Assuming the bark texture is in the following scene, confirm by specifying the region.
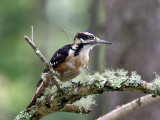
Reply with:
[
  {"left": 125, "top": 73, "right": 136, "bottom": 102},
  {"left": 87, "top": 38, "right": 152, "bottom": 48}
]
[{"left": 104, "top": 0, "right": 160, "bottom": 119}]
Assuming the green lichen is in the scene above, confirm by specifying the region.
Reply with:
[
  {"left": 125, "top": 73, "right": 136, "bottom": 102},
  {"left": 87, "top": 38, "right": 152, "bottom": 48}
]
[
  {"left": 53, "top": 71, "right": 60, "bottom": 76},
  {"left": 73, "top": 95, "right": 96, "bottom": 110},
  {"left": 87, "top": 72, "right": 105, "bottom": 82},
  {"left": 124, "top": 71, "right": 141, "bottom": 87},
  {"left": 37, "top": 79, "right": 74, "bottom": 105},
  {"left": 86, "top": 72, "right": 106, "bottom": 89},
  {"left": 86, "top": 69, "right": 141, "bottom": 89},
  {"left": 103, "top": 69, "right": 128, "bottom": 89},
  {"left": 37, "top": 96, "right": 46, "bottom": 105},
  {"left": 14, "top": 109, "right": 35, "bottom": 120},
  {"left": 152, "top": 73, "right": 160, "bottom": 96},
  {"left": 44, "top": 86, "right": 57, "bottom": 96}
]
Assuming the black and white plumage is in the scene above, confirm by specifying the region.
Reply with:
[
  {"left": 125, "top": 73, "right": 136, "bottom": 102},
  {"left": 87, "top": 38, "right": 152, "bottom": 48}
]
[
  {"left": 50, "top": 44, "right": 73, "bottom": 68},
  {"left": 44, "top": 44, "right": 73, "bottom": 73},
  {"left": 27, "top": 31, "right": 112, "bottom": 108}
]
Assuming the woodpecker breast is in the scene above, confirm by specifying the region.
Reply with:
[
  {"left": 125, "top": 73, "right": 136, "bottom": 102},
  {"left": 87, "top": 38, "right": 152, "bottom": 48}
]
[
  {"left": 47, "top": 43, "right": 92, "bottom": 82},
  {"left": 55, "top": 49, "right": 89, "bottom": 81}
]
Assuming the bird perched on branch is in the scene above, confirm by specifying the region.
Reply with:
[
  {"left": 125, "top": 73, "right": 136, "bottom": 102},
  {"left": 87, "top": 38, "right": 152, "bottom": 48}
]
[{"left": 27, "top": 31, "right": 112, "bottom": 108}]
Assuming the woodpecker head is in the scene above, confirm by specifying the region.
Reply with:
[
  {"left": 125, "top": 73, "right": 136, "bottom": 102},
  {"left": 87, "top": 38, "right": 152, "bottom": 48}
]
[{"left": 74, "top": 31, "right": 112, "bottom": 47}]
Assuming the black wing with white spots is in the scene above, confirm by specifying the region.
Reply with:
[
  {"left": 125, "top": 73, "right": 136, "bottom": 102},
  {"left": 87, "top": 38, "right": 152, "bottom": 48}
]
[{"left": 43, "top": 44, "right": 73, "bottom": 73}]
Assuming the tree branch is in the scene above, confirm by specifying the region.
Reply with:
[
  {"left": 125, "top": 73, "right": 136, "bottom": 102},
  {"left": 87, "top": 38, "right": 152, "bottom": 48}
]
[
  {"left": 24, "top": 36, "right": 48, "bottom": 64},
  {"left": 15, "top": 69, "right": 160, "bottom": 119},
  {"left": 97, "top": 95, "right": 160, "bottom": 120}
]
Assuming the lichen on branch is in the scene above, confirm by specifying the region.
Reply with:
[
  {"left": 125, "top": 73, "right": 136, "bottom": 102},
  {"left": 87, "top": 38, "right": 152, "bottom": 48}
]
[
  {"left": 88, "top": 69, "right": 141, "bottom": 89},
  {"left": 15, "top": 69, "right": 160, "bottom": 120}
]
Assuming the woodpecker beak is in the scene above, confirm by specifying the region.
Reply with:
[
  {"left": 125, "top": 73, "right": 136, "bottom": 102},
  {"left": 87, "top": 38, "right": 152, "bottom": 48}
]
[{"left": 96, "top": 39, "right": 112, "bottom": 44}]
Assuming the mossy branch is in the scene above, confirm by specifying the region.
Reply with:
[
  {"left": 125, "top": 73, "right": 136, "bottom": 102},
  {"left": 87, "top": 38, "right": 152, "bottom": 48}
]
[{"left": 15, "top": 69, "right": 160, "bottom": 119}]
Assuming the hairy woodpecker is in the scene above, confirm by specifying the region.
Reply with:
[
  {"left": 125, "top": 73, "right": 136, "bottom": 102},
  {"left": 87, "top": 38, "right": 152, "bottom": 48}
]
[{"left": 27, "top": 31, "right": 112, "bottom": 108}]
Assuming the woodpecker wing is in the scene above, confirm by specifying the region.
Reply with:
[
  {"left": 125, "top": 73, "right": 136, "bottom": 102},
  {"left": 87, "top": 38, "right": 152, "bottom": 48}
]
[
  {"left": 43, "top": 44, "right": 73, "bottom": 73},
  {"left": 37, "top": 44, "right": 73, "bottom": 87},
  {"left": 35, "top": 44, "right": 74, "bottom": 87}
]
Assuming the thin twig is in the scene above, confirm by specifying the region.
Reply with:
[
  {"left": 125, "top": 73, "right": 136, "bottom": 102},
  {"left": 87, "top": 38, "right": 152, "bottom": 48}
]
[
  {"left": 24, "top": 36, "right": 62, "bottom": 91},
  {"left": 31, "top": 26, "right": 33, "bottom": 41},
  {"left": 97, "top": 95, "right": 160, "bottom": 120},
  {"left": 62, "top": 29, "right": 72, "bottom": 43},
  {"left": 24, "top": 36, "right": 47, "bottom": 63}
]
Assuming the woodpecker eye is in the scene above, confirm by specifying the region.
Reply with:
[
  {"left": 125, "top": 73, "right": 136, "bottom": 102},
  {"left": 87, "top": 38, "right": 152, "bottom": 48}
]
[
  {"left": 76, "top": 33, "right": 88, "bottom": 40},
  {"left": 76, "top": 33, "right": 95, "bottom": 40},
  {"left": 88, "top": 35, "right": 94, "bottom": 40}
]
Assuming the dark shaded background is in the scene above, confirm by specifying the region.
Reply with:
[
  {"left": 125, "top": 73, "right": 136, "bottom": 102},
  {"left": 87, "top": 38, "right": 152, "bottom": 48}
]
[{"left": 0, "top": 0, "right": 160, "bottom": 120}]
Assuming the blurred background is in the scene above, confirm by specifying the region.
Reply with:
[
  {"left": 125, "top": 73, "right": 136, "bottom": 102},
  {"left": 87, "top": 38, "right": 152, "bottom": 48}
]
[{"left": 0, "top": 0, "right": 160, "bottom": 120}]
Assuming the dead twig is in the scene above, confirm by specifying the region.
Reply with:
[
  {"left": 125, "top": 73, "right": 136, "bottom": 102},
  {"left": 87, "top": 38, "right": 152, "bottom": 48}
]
[
  {"left": 24, "top": 27, "right": 62, "bottom": 91},
  {"left": 62, "top": 29, "right": 72, "bottom": 44}
]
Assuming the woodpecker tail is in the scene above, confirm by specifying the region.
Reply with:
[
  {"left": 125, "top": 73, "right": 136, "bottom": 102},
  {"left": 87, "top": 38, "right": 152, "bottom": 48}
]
[{"left": 27, "top": 79, "right": 44, "bottom": 108}]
